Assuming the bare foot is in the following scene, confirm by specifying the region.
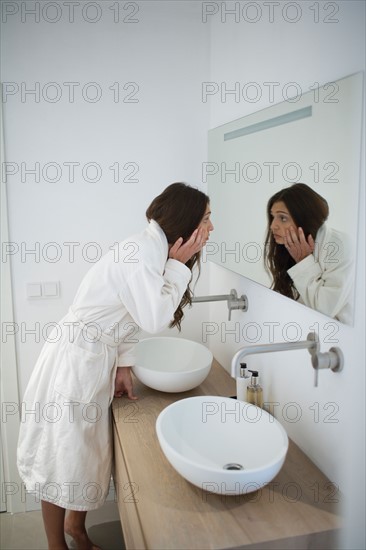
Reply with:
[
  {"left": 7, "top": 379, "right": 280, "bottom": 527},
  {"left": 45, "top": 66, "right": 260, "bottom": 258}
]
[{"left": 64, "top": 522, "right": 102, "bottom": 550}]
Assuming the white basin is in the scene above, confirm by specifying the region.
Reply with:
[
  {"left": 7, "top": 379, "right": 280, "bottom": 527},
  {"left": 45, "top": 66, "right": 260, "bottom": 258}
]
[
  {"left": 156, "top": 395, "right": 289, "bottom": 495},
  {"left": 132, "top": 337, "right": 213, "bottom": 393}
]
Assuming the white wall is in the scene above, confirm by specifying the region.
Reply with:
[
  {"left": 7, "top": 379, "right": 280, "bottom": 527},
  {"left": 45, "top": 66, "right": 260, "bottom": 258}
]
[
  {"left": 205, "top": 2, "right": 365, "bottom": 548},
  {"left": 1, "top": 1, "right": 210, "bottom": 395}
]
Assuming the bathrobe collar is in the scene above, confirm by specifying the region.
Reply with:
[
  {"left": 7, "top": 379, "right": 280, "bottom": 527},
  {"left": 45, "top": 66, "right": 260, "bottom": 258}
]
[
  {"left": 313, "top": 223, "right": 328, "bottom": 262},
  {"left": 146, "top": 219, "right": 169, "bottom": 256}
]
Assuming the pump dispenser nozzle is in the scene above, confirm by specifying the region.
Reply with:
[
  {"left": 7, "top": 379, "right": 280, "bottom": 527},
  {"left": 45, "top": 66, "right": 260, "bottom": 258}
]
[
  {"left": 248, "top": 369, "right": 258, "bottom": 377},
  {"left": 240, "top": 363, "right": 250, "bottom": 378}
]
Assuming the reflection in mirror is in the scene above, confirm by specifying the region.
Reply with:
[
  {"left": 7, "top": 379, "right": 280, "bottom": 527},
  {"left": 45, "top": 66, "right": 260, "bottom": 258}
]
[
  {"left": 264, "top": 183, "right": 353, "bottom": 325},
  {"left": 206, "top": 72, "right": 363, "bottom": 326}
]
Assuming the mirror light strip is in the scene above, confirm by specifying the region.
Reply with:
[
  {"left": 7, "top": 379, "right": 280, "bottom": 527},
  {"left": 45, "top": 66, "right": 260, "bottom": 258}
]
[{"left": 224, "top": 106, "right": 312, "bottom": 141}]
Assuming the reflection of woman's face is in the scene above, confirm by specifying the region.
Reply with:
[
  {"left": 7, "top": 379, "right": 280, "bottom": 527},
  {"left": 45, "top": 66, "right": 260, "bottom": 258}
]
[
  {"left": 197, "top": 204, "right": 214, "bottom": 245},
  {"left": 270, "top": 201, "right": 297, "bottom": 244}
]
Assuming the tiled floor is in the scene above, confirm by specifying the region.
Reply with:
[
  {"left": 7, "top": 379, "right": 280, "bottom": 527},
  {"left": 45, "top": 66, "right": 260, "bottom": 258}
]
[{"left": 0, "top": 501, "right": 125, "bottom": 550}]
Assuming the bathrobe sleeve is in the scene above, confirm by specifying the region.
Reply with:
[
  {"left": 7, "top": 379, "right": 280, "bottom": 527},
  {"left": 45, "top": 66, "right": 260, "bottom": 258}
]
[
  {"left": 287, "top": 226, "right": 353, "bottom": 321},
  {"left": 118, "top": 258, "right": 191, "bottom": 335},
  {"left": 116, "top": 332, "right": 138, "bottom": 367}
]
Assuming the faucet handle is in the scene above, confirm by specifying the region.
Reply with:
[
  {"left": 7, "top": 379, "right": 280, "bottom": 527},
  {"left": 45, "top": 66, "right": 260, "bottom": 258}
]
[
  {"left": 311, "top": 347, "right": 344, "bottom": 387},
  {"left": 227, "top": 289, "right": 248, "bottom": 320}
]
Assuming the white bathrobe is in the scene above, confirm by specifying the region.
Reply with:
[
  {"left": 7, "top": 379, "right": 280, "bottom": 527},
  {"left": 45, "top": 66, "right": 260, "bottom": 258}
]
[
  {"left": 17, "top": 220, "right": 191, "bottom": 511},
  {"left": 287, "top": 224, "right": 353, "bottom": 324}
]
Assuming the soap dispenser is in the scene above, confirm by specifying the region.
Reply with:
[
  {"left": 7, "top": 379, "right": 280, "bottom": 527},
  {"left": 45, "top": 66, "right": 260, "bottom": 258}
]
[
  {"left": 236, "top": 362, "right": 251, "bottom": 401},
  {"left": 246, "top": 370, "right": 263, "bottom": 408}
]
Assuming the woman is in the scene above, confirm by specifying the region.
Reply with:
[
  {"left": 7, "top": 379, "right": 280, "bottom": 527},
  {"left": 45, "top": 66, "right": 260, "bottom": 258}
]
[
  {"left": 264, "top": 183, "right": 353, "bottom": 324},
  {"left": 17, "top": 182, "right": 214, "bottom": 549}
]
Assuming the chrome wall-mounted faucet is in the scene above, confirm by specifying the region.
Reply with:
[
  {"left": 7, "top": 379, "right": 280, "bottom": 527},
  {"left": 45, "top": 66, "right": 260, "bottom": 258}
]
[
  {"left": 192, "top": 289, "right": 248, "bottom": 320},
  {"left": 231, "top": 332, "right": 343, "bottom": 388}
]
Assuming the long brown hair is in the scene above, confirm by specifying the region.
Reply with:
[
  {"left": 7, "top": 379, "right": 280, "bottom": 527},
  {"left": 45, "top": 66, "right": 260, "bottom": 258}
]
[
  {"left": 146, "top": 182, "right": 209, "bottom": 330},
  {"left": 264, "top": 183, "right": 329, "bottom": 299}
]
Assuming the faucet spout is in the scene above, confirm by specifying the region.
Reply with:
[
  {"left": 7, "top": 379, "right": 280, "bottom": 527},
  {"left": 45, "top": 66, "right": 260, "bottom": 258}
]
[
  {"left": 231, "top": 333, "right": 318, "bottom": 378},
  {"left": 192, "top": 289, "right": 248, "bottom": 321}
]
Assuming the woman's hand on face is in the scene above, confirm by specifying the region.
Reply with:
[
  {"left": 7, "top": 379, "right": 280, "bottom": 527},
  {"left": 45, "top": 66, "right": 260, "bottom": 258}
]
[
  {"left": 114, "top": 367, "right": 138, "bottom": 400},
  {"left": 284, "top": 226, "right": 315, "bottom": 263},
  {"left": 169, "top": 228, "right": 205, "bottom": 264}
]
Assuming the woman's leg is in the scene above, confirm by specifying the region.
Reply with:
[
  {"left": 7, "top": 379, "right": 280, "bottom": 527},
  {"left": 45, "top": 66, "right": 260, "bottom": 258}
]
[
  {"left": 41, "top": 500, "right": 68, "bottom": 550},
  {"left": 64, "top": 510, "right": 101, "bottom": 550}
]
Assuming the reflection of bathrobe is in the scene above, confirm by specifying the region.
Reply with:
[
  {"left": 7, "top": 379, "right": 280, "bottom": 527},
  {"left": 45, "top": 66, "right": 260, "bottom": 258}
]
[
  {"left": 17, "top": 220, "right": 191, "bottom": 511},
  {"left": 287, "top": 224, "right": 353, "bottom": 324}
]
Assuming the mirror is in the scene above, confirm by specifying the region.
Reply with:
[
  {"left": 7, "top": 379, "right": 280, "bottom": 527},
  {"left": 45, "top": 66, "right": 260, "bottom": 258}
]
[{"left": 205, "top": 72, "right": 363, "bottom": 326}]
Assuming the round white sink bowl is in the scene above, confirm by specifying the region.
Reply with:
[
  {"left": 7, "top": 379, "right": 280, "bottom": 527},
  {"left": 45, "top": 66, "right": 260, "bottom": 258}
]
[
  {"left": 156, "top": 395, "right": 289, "bottom": 495},
  {"left": 132, "top": 337, "right": 213, "bottom": 393}
]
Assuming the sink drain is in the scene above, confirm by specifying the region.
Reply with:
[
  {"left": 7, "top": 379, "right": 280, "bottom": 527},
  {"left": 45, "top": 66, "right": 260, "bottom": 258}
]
[{"left": 223, "top": 463, "right": 244, "bottom": 470}]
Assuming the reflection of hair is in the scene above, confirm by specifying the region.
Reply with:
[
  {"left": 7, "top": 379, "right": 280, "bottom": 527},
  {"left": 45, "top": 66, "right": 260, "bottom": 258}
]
[
  {"left": 264, "top": 183, "right": 329, "bottom": 300},
  {"left": 146, "top": 182, "right": 209, "bottom": 330}
]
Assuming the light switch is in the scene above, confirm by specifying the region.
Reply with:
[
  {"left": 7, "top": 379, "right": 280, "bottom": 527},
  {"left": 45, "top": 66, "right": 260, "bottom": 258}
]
[
  {"left": 27, "top": 281, "right": 60, "bottom": 299},
  {"left": 42, "top": 282, "right": 59, "bottom": 297},
  {"left": 27, "top": 283, "right": 42, "bottom": 298}
]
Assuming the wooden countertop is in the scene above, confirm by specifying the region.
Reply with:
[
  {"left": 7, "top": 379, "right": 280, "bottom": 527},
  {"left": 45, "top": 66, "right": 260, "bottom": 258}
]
[{"left": 112, "top": 359, "right": 342, "bottom": 550}]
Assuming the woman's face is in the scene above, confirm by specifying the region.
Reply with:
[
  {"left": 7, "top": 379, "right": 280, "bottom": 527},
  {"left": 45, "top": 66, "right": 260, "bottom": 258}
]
[
  {"left": 198, "top": 204, "right": 214, "bottom": 244},
  {"left": 270, "top": 201, "right": 297, "bottom": 244}
]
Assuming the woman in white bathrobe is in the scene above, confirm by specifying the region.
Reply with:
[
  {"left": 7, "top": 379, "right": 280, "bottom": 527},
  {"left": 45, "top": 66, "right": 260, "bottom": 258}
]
[
  {"left": 17, "top": 182, "right": 214, "bottom": 550},
  {"left": 264, "top": 183, "right": 353, "bottom": 324}
]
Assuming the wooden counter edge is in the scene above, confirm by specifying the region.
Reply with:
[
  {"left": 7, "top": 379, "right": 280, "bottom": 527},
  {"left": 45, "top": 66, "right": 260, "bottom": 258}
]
[{"left": 113, "top": 418, "right": 147, "bottom": 550}]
